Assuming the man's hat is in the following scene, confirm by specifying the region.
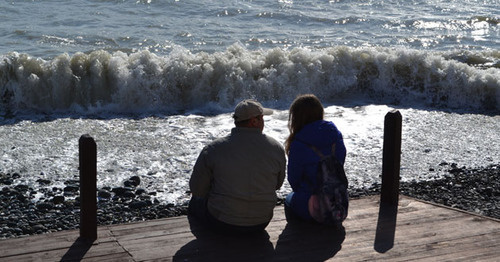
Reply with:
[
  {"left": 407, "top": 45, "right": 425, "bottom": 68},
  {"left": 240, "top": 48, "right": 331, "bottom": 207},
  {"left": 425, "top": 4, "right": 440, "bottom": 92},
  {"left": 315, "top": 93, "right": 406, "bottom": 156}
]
[{"left": 233, "top": 99, "right": 273, "bottom": 122}]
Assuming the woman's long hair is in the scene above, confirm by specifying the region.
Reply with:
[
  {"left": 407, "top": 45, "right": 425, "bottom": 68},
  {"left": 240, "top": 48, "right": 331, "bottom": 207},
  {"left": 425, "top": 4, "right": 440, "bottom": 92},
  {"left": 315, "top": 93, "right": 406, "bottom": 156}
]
[{"left": 285, "top": 94, "right": 324, "bottom": 155}]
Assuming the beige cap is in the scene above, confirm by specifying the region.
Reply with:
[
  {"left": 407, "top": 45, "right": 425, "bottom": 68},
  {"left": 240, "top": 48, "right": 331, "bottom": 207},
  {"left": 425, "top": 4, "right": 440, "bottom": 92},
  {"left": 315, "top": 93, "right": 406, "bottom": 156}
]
[{"left": 233, "top": 99, "right": 273, "bottom": 122}]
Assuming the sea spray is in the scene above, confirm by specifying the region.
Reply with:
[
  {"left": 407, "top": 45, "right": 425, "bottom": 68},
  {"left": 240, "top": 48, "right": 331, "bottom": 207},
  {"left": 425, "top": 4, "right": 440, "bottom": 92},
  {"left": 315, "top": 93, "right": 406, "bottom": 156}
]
[{"left": 2, "top": 45, "right": 499, "bottom": 116}]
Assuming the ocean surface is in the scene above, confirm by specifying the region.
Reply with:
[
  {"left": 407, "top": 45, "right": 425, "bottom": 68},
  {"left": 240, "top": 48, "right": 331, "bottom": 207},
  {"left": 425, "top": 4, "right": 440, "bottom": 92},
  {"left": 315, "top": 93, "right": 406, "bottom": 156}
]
[{"left": 0, "top": 0, "right": 498, "bottom": 204}]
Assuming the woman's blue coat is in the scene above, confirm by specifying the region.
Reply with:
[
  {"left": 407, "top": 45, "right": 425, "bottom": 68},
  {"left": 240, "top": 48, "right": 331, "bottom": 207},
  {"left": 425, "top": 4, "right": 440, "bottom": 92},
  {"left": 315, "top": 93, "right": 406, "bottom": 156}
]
[{"left": 287, "top": 120, "right": 346, "bottom": 220}]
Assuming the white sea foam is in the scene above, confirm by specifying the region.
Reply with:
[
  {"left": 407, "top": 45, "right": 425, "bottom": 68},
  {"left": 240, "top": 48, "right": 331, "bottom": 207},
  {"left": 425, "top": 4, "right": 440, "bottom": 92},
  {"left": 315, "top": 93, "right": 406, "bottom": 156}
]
[
  {"left": 1, "top": 46, "right": 498, "bottom": 116},
  {"left": 0, "top": 105, "right": 498, "bottom": 205}
]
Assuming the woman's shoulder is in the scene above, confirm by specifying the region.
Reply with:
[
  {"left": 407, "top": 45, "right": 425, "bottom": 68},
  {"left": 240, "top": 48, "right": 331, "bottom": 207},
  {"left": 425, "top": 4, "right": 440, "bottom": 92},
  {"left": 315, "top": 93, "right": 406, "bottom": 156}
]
[
  {"left": 294, "top": 120, "right": 342, "bottom": 147},
  {"left": 300, "top": 120, "right": 339, "bottom": 136}
]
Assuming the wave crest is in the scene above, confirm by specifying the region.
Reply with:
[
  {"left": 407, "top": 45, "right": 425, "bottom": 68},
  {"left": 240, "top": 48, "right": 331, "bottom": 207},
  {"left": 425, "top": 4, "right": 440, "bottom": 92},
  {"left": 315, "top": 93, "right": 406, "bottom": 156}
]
[{"left": 1, "top": 45, "right": 499, "bottom": 116}]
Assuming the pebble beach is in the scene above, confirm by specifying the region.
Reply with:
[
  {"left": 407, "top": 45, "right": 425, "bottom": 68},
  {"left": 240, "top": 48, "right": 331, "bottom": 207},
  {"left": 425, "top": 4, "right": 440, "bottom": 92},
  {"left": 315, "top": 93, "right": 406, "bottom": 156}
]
[{"left": 1, "top": 162, "right": 498, "bottom": 239}]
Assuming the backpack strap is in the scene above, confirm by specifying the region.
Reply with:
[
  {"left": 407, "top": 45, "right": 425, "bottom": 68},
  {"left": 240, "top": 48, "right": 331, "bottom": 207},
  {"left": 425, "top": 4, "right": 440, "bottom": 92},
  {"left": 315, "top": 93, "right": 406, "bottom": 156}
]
[
  {"left": 294, "top": 138, "right": 336, "bottom": 192},
  {"left": 307, "top": 144, "right": 325, "bottom": 158}
]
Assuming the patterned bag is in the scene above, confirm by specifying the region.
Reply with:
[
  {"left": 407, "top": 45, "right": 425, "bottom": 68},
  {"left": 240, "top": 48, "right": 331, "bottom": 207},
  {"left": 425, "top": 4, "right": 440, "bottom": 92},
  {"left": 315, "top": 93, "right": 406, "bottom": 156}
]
[{"left": 305, "top": 143, "right": 349, "bottom": 226}]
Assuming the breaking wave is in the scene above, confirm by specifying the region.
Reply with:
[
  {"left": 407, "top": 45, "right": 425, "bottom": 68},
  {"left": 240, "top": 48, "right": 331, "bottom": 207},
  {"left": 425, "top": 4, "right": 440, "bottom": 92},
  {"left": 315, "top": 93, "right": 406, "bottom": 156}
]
[{"left": 1, "top": 44, "right": 499, "bottom": 116}]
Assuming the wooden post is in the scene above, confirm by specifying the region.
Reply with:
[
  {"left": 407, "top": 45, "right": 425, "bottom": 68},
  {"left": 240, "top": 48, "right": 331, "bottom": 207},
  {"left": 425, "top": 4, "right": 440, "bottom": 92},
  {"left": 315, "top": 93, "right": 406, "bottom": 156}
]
[
  {"left": 79, "top": 134, "right": 97, "bottom": 240},
  {"left": 380, "top": 110, "right": 402, "bottom": 206}
]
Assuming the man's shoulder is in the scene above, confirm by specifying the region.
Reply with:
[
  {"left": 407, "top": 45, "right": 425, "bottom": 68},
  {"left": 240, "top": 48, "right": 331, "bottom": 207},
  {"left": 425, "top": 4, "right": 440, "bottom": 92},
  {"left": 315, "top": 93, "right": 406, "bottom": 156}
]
[
  {"left": 205, "top": 135, "right": 231, "bottom": 148},
  {"left": 261, "top": 134, "right": 285, "bottom": 153},
  {"left": 222, "top": 128, "right": 284, "bottom": 150},
  {"left": 262, "top": 133, "right": 281, "bottom": 144}
]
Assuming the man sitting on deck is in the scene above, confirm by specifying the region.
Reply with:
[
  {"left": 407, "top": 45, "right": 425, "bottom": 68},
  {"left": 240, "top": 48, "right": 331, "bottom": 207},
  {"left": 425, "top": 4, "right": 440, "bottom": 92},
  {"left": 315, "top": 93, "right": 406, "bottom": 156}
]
[{"left": 189, "top": 99, "right": 286, "bottom": 234}]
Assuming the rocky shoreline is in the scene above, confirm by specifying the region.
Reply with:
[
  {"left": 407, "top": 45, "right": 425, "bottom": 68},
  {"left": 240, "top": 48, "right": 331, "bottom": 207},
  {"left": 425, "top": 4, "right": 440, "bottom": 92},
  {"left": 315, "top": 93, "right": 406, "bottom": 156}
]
[
  {"left": 356, "top": 163, "right": 499, "bottom": 219},
  {"left": 1, "top": 163, "right": 498, "bottom": 239}
]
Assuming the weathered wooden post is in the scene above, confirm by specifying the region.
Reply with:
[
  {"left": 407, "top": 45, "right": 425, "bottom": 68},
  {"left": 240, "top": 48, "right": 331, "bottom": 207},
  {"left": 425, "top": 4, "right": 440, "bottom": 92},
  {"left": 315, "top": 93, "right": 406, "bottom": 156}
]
[
  {"left": 380, "top": 110, "right": 402, "bottom": 206},
  {"left": 79, "top": 134, "right": 97, "bottom": 240}
]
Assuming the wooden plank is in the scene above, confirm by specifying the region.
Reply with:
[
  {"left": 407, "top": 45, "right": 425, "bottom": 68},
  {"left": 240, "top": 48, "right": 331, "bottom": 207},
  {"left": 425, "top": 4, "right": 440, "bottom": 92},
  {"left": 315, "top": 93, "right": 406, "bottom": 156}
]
[
  {"left": 3, "top": 241, "right": 132, "bottom": 262},
  {"left": 337, "top": 226, "right": 500, "bottom": 259},
  {"left": 122, "top": 196, "right": 499, "bottom": 261},
  {"left": 329, "top": 197, "right": 500, "bottom": 261},
  {"left": 110, "top": 211, "right": 288, "bottom": 246},
  {"left": 110, "top": 216, "right": 188, "bottom": 232},
  {"left": 104, "top": 196, "right": 499, "bottom": 262},
  {"left": 0, "top": 195, "right": 498, "bottom": 262},
  {"left": 109, "top": 219, "right": 192, "bottom": 241},
  {"left": 340, "top": 232, "right": 500, "bottom": 262},
  {"left": 343, "top": 212, "right": 498, "bottom": 244},
  {"left": 389, "top": 234, "right": 500, "bottom": 261},
  {"left": 126, "top": 220, "right": 344, "bottom": 262},
  {"left": 0, "top": 228, "right": 115, "bottom": 258}
]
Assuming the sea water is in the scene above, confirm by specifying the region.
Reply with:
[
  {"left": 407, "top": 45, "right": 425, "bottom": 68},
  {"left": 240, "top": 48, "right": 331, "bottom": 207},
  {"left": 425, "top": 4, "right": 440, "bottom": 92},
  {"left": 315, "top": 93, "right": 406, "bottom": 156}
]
[{"left": 0, "top": 0, "right": 498, "bottom": 205}]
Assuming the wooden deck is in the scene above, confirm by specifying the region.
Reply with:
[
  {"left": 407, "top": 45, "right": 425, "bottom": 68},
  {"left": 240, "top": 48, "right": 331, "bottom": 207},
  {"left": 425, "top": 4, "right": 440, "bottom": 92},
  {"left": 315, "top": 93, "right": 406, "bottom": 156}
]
[{"left": 1, "top": 195, "right": 499, "bottom": 262}]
